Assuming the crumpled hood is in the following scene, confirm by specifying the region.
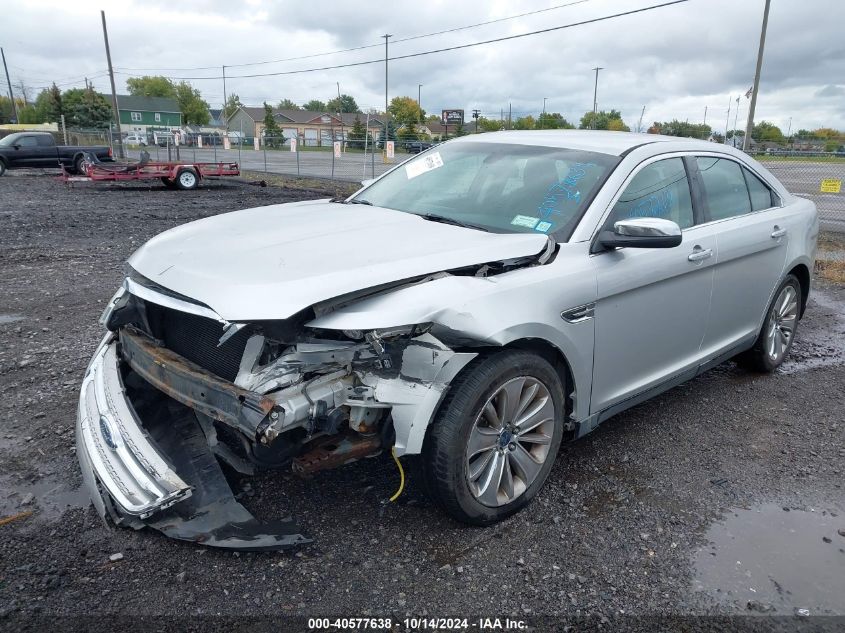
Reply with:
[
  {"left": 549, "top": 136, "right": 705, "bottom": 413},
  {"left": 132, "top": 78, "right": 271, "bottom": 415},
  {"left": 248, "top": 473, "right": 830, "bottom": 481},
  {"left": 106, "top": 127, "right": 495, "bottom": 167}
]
[{"left": 128, "top": 200, "right": 550, "bottom": 321}]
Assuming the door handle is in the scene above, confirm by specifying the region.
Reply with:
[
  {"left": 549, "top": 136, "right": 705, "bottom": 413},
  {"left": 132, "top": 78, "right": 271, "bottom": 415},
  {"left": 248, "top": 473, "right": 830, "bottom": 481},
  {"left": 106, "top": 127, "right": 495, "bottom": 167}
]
[
  {"left": 688, "top": 247, "right": 713, "bottom": 262},
  {"left": 771, "top": 226, "right": 787, "bottom": 239}
]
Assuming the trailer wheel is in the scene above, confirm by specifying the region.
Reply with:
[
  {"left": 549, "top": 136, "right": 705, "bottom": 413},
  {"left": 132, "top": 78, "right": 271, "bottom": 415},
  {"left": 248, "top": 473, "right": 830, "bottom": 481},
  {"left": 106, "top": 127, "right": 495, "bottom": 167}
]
[{"left": 176, "top": 169, "right": 198, "bottom": 190}]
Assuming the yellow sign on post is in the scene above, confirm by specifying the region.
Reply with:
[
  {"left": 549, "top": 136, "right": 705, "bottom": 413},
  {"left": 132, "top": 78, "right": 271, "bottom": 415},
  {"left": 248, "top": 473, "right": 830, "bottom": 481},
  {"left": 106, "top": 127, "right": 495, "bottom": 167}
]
[{"left": 820, "top": 179, "right": 842, "bottom": 193}]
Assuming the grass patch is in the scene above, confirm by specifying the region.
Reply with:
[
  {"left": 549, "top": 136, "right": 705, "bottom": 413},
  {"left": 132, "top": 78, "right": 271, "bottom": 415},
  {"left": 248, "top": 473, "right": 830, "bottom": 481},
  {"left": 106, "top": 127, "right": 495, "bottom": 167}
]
[{"left": 815, "top": 259, "right": 845, "bottom": 284}]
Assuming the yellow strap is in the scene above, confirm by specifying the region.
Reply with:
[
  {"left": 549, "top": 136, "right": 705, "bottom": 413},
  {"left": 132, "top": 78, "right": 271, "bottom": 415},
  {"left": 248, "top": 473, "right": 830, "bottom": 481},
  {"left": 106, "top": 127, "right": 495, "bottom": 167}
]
[{"left": 389, "top": 446, "right": 405, "bottom": 502}]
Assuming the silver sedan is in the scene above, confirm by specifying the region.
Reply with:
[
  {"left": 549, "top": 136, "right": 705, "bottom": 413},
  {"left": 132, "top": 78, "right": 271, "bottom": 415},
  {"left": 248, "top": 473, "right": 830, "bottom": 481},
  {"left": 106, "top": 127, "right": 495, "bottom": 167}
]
[{"left": 77, "top": 131, "right": 818, "bottom": 547}]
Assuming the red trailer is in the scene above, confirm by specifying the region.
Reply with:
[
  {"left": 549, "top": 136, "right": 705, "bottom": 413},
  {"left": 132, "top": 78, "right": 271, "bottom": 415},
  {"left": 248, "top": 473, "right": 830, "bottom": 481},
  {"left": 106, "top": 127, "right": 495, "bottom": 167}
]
[{"left": 59, "top": 156, "right": 239, "bottom": 190}]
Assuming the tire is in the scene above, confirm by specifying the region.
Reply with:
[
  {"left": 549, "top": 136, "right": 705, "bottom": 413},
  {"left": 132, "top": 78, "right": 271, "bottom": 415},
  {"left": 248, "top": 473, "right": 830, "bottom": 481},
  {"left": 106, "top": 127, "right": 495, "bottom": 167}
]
[
  {"left": 175, "top": 169, "right": 198, "bottom": 190},
  {"left": 0, "top": 160, "right": 6, "bottom": 177},
  {"left": 422, "top": 349, "right": 565, "bottom": 526},
  {"left": 737, "top": 274, "right": 801, "bottom": 373},
  {"left": 73, "top": 155, "right": 86, "bottom": 176}
]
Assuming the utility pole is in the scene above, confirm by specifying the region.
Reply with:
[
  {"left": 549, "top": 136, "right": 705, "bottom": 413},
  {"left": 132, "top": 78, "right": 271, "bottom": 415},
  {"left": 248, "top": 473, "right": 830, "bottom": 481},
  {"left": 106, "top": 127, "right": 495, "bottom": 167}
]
[
  {"left": 724, "top": 95, "right": 731, "bottom": 144},
  {"left": 734, "top": 96, "right": 740, "bottom": 140},
  {"left": 382, "top": 34, "right": 392, "bottom": 115},
  {"left": 508, "top": 102, "right": 512, "bottom": 130},
  {"left": 2, "top": 48, "right": 19, "bottom": 123},
  {"left": 472, "top": 108, "right": 480, "bottom": 133},
  {"left": 591, "top": 67, "right": 604, "bottom": 129},
  {"left": 418, "top": 84, "right": 422, "bottom": 123},
  {"left": 703, "top": 105, "right": 708, "bottom": 127},
  {"left": 222, "top": 65, "right": 228, "bottom": 131},
  {"left": 637, "top": 105, "right": 645, "bottom": 133},
  {"left": 541, "top": 97, "right": 547, "bottom": 128},
  {"left": 743, "top": 0, "right": 771, "bottom": 151},
  {"left": 100, "top": 11, "right": 124, "bottom": 158}
]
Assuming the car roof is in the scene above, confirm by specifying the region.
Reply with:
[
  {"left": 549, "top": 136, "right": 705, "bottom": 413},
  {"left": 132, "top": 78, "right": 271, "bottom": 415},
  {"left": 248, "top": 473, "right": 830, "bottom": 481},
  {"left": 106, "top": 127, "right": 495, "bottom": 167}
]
[{"left": 448, "top": 130, "right": 725, "bottom": 157}]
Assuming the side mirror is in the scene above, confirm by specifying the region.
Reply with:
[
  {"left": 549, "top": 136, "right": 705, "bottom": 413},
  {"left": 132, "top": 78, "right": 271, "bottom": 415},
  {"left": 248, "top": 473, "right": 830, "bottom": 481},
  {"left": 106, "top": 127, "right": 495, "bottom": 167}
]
[
  {"left": 12, "top": 144, "right": 20, "bottom": 150},
  {"left": 360, "top": 178, "right": 375, "bottom": 188},
  {"left": 598, "top": 217, "right": 682, "bottom": 249}
]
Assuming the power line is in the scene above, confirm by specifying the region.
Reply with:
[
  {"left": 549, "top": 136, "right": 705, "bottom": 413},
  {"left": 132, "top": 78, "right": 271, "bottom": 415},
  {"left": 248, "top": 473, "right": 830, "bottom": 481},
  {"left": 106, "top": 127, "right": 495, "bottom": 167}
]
[
  {"left": 117, "top": 1, "right": 690, "bottom": 81},
  {"left": 111, "top": 0, "right": 596, "bottom": 73}
]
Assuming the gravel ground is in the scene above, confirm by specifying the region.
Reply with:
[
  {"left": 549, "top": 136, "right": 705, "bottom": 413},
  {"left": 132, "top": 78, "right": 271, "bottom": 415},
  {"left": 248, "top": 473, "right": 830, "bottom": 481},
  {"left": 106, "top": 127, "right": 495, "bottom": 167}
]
[{"left": 0, "top": 171, "right": 843, "bottom": 629}]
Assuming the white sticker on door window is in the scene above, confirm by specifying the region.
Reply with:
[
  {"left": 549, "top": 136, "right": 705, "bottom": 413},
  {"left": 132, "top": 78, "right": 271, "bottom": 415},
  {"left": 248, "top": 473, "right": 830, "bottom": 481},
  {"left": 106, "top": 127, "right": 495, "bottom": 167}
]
[{"left": 405, "top": 151, "right": 444, "bottom": 180}]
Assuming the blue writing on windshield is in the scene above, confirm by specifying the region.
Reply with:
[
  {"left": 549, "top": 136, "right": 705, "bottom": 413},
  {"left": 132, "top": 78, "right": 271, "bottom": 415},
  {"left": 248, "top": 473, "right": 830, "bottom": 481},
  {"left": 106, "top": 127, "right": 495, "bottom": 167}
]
[{"left": 537, "top": 162, "right": 596, "bottom": 220}]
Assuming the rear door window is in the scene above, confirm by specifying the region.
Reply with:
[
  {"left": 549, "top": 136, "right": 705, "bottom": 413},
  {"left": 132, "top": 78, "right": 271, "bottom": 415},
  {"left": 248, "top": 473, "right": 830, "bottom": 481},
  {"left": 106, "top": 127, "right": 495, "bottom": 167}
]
[
  {"left": 35, "top": 134, "right": 54, "bottom": 147},
  {"left": 743, "top": 167, "right": 777, "bottom": 211},
  {"left": 696, "top": 157, "right": 751, "bottom": 220},
  {"left": 608, "top": 157, "right": 694, "bottom": 229}
]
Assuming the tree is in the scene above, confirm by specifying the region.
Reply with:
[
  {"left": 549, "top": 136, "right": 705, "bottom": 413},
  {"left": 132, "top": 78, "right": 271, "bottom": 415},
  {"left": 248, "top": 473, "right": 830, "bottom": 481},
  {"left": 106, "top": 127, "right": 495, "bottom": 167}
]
[
  {"left": 387, "top": 96, "right": 424, "bottom": 126},
  {"left": 126, "top": 75, "right": 176, "bottom": 98},
  {"left": 726, "top": 129, "right": 745, "bottom": 138},
  {"left": 62, "top": 87, "right": 112, "bottom": 127},
  {"left": 536, "top": 112, "right": 575, "bottom": 130},
  {"left": 398, "top": 123, "right": 419, "bottom": 143},
  {"left": 476, "top": 116, "right": 504, "bottom": 132},
  {"left": 347, "top": 115, "right": 367, "bottom": 149},
  {"left": 34, "top": 84, "right": 63, "bottom": 123},
  {"left": 262, "top": 101, "right": 284, "bottom": 147},
  {"left": 326, "top": 94, "right": 358, "bottom": 114},
  {"left": 302, "top": 99, "right": 326, "bottom": 111},
  {"left": 223, "top": 94, "right": 243, "bottom": 119},
  {"left": 579, "top": 109, "right": 626, "bottom": 130},
  {"left": 173, "top": 81, "right": 210, "bottom": 125},
  {"left": 811, "top": 127, "right": 840, "bottom": 139},
  {"left": 752, "top": 120, "right": 784, "bottom": 143},
  {"left": 650, "top": 119, "right": 710, "bottom": 139},
  {"left": 377, "top": 119, "right": 398, "bottom": 148},
  {"left": 277, "top": 98, "right": 300, "bottom": 110},
  {"left": 513, "top": 115, "right": 536, "bottom": 130}
]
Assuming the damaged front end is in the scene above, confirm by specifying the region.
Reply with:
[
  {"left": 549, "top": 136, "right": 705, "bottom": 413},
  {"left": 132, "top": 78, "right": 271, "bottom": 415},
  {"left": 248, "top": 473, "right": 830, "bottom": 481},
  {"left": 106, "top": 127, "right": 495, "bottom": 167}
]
[{"left": 76, "top": 278, "right": 477, "bottom": 550}]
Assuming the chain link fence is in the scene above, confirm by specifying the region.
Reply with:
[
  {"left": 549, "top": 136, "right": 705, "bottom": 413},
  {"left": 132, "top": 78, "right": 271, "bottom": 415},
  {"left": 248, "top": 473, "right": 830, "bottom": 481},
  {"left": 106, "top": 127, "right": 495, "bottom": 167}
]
[
  {"left": 5, "top": 124, "right": 840, "bottom": 231},
  {"left": 125, "top": 131, "right": 431, "bottom": 183}
]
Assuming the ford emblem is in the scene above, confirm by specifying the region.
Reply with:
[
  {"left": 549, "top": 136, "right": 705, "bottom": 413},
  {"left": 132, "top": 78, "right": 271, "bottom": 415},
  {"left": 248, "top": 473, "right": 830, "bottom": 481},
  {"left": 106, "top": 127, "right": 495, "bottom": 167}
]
[{"left": 99, "top": 415, "right": 119, "bottom": 450}]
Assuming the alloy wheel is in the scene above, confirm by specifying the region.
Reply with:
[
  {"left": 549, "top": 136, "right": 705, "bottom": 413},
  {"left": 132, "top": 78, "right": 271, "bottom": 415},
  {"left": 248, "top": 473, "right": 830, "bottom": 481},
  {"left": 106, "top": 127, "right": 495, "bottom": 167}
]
[
  {"left": 766, "top": 284, "right": 799, "bottom": 363},
  {"left": 465, "top": 376, "right": 555, "bottom": 507}
]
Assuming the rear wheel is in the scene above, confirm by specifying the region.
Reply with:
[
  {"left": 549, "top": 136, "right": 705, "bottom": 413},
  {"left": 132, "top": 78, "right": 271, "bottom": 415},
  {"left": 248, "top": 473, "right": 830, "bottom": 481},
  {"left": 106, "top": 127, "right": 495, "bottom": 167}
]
[
  {"left": 0, "top": 160, "right": 6, "bottom": 177},
  {"left": 737, "top": 274, "right": 801, "bottom": 372},
  {"left": 422, "top": 350, "right": 565, "bottom": 526},
  {"left": 73, "top": 155, "right": 86, "bottom": 175},
  {"left": 175, "top": 169, "right": 198, "bottom": 190}
]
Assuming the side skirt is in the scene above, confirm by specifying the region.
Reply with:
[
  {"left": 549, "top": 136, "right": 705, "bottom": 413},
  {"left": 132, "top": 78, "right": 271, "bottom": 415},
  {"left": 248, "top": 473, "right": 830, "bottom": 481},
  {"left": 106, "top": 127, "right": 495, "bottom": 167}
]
[{"left": 573, "top": 334, "right": 756, "bottom": 439}]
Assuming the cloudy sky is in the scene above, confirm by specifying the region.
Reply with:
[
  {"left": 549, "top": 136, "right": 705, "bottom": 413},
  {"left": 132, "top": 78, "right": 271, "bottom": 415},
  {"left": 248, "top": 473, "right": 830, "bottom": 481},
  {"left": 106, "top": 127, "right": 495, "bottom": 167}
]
[{"left": 3, "top": 0, "right": 844, "bottom": 133}]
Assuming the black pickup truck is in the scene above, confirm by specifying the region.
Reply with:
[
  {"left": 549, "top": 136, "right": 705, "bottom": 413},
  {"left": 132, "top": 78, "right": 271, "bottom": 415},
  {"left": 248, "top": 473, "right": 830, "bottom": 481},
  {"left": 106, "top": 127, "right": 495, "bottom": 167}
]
[{"left": 0, "top": 131, "right": 114, "bottom": 176}]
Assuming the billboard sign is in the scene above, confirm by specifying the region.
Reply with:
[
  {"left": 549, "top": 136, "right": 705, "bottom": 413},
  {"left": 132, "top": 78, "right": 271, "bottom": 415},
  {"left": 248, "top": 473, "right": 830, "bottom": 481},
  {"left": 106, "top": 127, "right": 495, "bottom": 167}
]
[{"left": 442, "top": 109, "right": 464, "bottom": 125}]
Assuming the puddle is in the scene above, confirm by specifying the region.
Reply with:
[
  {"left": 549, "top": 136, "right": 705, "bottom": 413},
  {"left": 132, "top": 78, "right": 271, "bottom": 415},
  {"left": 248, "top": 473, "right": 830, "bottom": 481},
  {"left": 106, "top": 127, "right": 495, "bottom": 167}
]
[
  {"left": 780, "top": 289, "right": 845, "bottom": 374},
  {"left": 0, "top": 313, "right": 25, "bottom": 325},
  {"left": 694, "top": 503, "right": 845, "bottom": 614},
  {"left": 0, "top": 475, "right": 90, "bottom": 521}
]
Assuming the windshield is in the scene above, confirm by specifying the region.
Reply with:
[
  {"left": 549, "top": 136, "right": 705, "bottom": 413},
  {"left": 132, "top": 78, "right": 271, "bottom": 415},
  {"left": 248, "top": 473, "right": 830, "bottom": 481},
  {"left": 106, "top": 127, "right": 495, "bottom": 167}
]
[{"left": 353, "top": 141, "right": 617, "bottom": 238}]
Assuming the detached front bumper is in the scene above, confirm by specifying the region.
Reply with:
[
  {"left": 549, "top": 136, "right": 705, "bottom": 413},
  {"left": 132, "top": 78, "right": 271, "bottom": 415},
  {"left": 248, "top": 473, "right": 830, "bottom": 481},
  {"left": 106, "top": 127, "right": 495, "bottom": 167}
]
[
  {"left": 76, "top": 336, "right": 191, "bottom": 520},
  {"left": 75, "top": 335, "right": 309, "bottom": 550}
]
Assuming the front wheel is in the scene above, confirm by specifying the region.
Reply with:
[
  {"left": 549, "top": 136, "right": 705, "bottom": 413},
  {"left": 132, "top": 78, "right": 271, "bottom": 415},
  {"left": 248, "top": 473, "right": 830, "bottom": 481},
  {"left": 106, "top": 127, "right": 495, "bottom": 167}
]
[
  {"left": 422, "top": 350, "right": 565, "bottom": 526},
  {"left": 737, "top": 274, "right": 801, "bottom": 372},
  {"left": 0, "top": 160, "right": 6, "bottom": 177}
]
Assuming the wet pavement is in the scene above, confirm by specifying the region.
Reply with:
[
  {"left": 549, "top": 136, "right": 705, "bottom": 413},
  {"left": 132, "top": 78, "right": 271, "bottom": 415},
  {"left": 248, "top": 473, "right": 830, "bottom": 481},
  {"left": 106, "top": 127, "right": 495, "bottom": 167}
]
[{"left": 694, "top": 503, "right": 845, "bottom": 615}]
